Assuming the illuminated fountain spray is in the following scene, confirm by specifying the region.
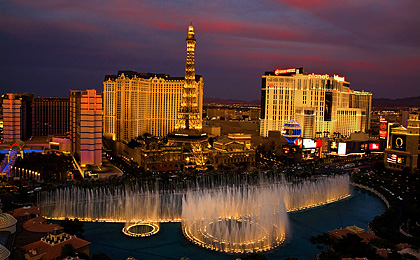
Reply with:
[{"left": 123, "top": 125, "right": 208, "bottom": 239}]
[
  {"left": 181, "top": 175, "right": 350, "bottom": 253},
  {"left": 281, "top": 175, "right": 350, "bottom": 212},
  {"left": 182, "top": 185, "right": 288, "bottom": 253},
  {"left": 40, "top": 187, "right": 183, "bottom": 222},
  {"left": 39, "top": 175, "right": 350, "bottom": 253}
]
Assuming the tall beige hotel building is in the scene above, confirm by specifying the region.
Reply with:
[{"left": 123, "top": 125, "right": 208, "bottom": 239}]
[
  {"left": 260, "top": 68, "right": 372, "bottom": 139},
  {"left": 103, "top": 22, "right": 203, "bottom": 141}
]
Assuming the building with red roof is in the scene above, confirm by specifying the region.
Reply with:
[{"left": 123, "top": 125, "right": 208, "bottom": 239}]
[
  {"left": 23, "top": 217, "right": 63, "bottom": 233},
  {"left": 329, "top": 225, "right": 378, "bottom": 243},
  {"left": 10, "top": 206, "right": 40, "bottom": 219},
  {"left": 21, "top": 229, "right": 90, "bottom": 260}
]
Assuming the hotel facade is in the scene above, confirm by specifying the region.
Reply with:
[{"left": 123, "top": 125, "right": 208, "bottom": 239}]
[
  {"left": 260, "top": 68, "right": 372, "bottom": 139},
  {"left": 103, "top": 23, "right": 203, "bottom": 141},
  {"left": 103, "top": 72, "right": 203, "bottom": 141},
  {"left": 2, "top": 93, "right": 33, "bottom": 142},
  {"left": 384, "top": 113, "right": 420, "bottom": 173},
  {"left": 70, "top": 89, "right": 103, "bottom": 166}
]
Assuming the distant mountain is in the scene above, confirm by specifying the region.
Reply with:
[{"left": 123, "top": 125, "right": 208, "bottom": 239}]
[
  {"left": 204, "top": 97, "right": 260, "bottom": 106},
  {"left": 373, "top": 96, "right": 420, "bottom": 108},
  {"left": 204, "top": 96, "right": 420, "bottom": 108}
]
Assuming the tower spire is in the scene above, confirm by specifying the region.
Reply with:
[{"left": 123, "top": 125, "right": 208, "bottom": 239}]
[{"left": 177, "top": 21, "right": 200, "bottom": 130}]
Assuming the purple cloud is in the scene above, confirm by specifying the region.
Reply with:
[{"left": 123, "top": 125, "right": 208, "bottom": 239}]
[{"left": 0, "top": 0, "right": 419, "bottom": 100}]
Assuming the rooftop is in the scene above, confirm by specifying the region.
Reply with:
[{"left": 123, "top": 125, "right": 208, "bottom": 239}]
[
  {"left": 329, "top": 226, "right": 378, "bottom": 243},
  {"left": 23, "top": 217, "right": 63, "bottom": 233},
  {"left": 104, "top": 70, "right": 202, "bottom": 82},
  {"left": 0, "top": 213, "right": 17, "bottom": 228},
  {"left": 21, "top": 232, "right": 90, "bottom": 260},
  {"left": 10, "top": 206, "right": 41, "bottom": 218}
]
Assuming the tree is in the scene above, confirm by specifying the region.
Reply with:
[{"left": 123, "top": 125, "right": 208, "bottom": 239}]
[
  {"left": 369, "top": 238, "right": 395, "bottom": 250},
  {"left": 333, "top": 233, "right": 377, "bottom": 259},
  {"left": 309, "top": 233, "right": 331, "bottom": 253},
  {"left": 127, "top": 139, "right": 139, "bottom": 148},
  {"left": 61, "top": 243, "right": 76, "bottom": 257},
  {"left": 60, "top": 218, "right": 85, "bottom": 238},
  {"left": 92, "top": 252, "right": 112, "bottom": 260}
]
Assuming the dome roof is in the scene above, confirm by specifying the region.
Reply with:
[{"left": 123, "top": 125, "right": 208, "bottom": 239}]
[
  {"left": 0, "top": 244, "right": 11, "bottom": 260},
  {"left": 0, "top": 213, "right": 17, "bottom": 228}
]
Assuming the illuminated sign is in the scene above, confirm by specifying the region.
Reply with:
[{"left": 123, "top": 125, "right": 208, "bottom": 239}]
[
  {"left": 274, "top": 68, "right": 296, "bottom": 75},
  {"left": 308, "top": 73, "right": 329, "bottom": 80},
  {"left": 387, "top": 154, "right": 406, "bottom": 165},
  {"left": 391, "top": 135, "right": 406, "bottom": 151},
  {"left": 380, "top": 122, "right": 387, "bottom": 131},
  {"left": 303, "top": 139, "right": 316, "bottom": 149},
  {"left": 338, "top": 143, "right": 347, "bottom": 155},
  {"left": 397, "top": 156, "right": 406, "bottom": 164},
  {"left": 333, "top": 75, "right": 345, "bottom": 82},
  {"left": 387, "top": 154, "right": 397, "bottom": 164},
  {"left": 316, "top": 139, "right": 322, "bottom": 148},
  {"left": 294, "top": 138, "right": 302, "bottom": 147},
  {"left": 369, "top": 143, "right": 379, "bottom": 150},
  {"left": 379, "top": 130, "right": 387, "bottom": 139},
  {"left": 324, "top": 92, "right": 332, "bottom": 121},
  {"left": 281, "top": 120, "right": 302, "bottom": 144},
  {"left": 330, "top": 142, "right": 338, "bottom": 150}
]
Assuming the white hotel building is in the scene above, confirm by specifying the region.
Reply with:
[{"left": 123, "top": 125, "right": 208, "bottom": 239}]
[{"left": 260, "top": 68, "right": 372, "bottom": 139}]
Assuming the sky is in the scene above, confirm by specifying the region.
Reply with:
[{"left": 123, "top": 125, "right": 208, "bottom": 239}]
[{"left": 1, "top": 0, "right": 420, "bottom": 101}]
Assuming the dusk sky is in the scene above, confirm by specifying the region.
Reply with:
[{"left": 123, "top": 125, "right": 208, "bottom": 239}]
[{"left": 1, "top": 0, "right": 419, "bottom": 101}]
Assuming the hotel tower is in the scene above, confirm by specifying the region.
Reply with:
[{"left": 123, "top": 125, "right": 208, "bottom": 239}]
[
  {"left": 103, "top": 22, "right": 203, "bottom": 141},
  {"left": 260, "top": 68, "right": 372, "bottom": 139},
  {"left": 176, "top": 21, "right": 202, "bottom": 131}
]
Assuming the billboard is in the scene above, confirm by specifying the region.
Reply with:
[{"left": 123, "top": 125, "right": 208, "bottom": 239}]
[
  {"left": 387, "top": 154, "right": 397, "bottom": 163},
  {"left": 330, "top": 141, "right": 338, "bottom": 154},
  {"left": 338, "top": 143, "right": 347, "bottom": 155},
  {"left": 324, "top": 92, "right": 332, "bottom": 121},
  {"left": 294, "top": 138, "right": 302, "bottom": 147},
  {"left": 379, "top": 130, "right": 387, "bottom": 138},
  {"left": 387, "top": 154, "right": 406, "bottom": 165},
  {"left": 303, "top": 139, "right": 316, "bottom": 148},
  {"left": 379, "top": 122, "right": 387, "bottom": 139},
  {"left": 369, "top": 143, "right": 380, "bottom": 150},
  {"left": 391, "top": 135, "right": 406, "bottom": 151}
]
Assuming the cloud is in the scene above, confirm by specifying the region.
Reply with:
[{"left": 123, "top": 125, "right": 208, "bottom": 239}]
[{"left": 0, "top": 0, "right": 419, "bottom": 99}]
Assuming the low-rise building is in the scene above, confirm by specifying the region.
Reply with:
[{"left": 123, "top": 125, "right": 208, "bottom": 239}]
[
  {"left": 212, "top": 133, "right": 255, "bottom": 168},
  {"left": 104, "top": 132, "right": 256, "bottom": 171},
  {"left": 0, "top": 211, "right": 17, "bottom": 234},
  {"left": 329, "top": 225, "right": 378, "bottom": 243},
  {"left": 384, "top": 113, "right": 420, "bottom": 172},
  {"left": 21, "top": 230, "right": 90, "bottom": 260}
]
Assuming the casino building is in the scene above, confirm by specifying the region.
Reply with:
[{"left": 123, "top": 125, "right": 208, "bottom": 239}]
[
  {"left": 260, "top": 68, "right": 372, "bottom": 139},
  {"left": 384, "top": 113, "right": 420, "bottom": 173},
  {"left": 70, "top": 89, "right": 103, "bottom": 167},
  {"left": 103, "top": 22, "right": 203, "bottom": 141}
]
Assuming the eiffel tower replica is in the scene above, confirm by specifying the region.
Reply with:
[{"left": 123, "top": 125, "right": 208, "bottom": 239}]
[{"left": 167, "top": 21, "right": 208, "bottom": 169}]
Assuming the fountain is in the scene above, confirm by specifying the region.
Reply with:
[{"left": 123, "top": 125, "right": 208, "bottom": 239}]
[
  {"left": 182, "top": 185, "right": 288, "bottom": 253},
  {"left": 122, "top": 222, "right": 160, "bottom": 237},
  {"left": 39, "top": 175, "right": 350, "bottom": 254}
]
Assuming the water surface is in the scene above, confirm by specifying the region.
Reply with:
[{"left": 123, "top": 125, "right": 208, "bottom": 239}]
[{"left": 83, "top": 188, "right": 385, "bottom": 260}]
